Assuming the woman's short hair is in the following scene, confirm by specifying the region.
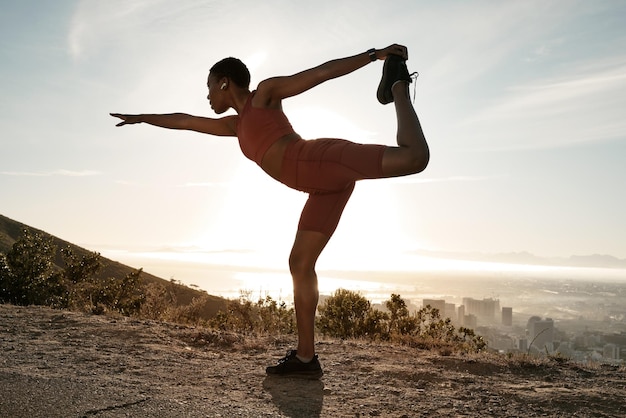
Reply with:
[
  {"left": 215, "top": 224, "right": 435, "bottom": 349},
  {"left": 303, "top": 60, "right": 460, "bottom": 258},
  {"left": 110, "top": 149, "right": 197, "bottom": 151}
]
[{"left": 210, "top": 57, "right": 250, "bottom": 89}]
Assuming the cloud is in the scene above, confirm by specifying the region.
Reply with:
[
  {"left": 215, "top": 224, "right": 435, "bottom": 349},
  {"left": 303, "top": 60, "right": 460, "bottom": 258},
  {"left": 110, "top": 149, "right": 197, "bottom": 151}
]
[
  {"left": 68, "top": 1, "right": 164, "bottom": 59},
  {"left": 1, "top": 170, "right": 101, "bottom": 177},
  {"left": 457, "top": 57, "right": 626, "bottom": 150},
  {"left": 67, "top": 1, "right": 232, "bottom": 61},
  {"left": 496, "top": 62, "right": 626, "bottom": 116},
  {"left": 524, "top": 37, "right": 566, "bottom": 62}
]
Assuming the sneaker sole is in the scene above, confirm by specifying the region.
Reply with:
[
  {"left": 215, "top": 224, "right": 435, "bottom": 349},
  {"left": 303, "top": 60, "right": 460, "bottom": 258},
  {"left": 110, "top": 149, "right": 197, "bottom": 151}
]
[{"left": 376, "top": 55, "right": 406, "bottom": 105}]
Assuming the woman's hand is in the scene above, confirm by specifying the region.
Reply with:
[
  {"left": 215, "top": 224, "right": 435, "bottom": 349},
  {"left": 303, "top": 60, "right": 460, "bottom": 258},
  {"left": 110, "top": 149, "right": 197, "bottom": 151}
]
[
  {"left": 378, "top": 44, "right": 409, "bottom": 61},
  {"left": 110, "top": 113, "right": 142, "bottom": 127}
]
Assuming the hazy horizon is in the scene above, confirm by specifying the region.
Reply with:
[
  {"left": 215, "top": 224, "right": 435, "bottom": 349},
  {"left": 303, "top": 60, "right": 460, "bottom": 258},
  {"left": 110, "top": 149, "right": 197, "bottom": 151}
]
[{"left": 99, "top": 245, "right": 626, "bottom": 307}]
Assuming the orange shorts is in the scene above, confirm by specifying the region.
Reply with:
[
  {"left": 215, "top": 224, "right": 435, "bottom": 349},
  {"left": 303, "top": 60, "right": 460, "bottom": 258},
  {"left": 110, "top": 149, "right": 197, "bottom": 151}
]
[{"left": 279, "top": 138, "right": 386, "bottom": 237}]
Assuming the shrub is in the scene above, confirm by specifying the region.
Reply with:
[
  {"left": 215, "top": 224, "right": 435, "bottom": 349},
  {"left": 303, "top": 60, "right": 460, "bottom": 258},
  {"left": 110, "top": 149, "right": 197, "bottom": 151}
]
[
  {"left": 317, "top": 289, "right": 486, "bottom": 353},
  {"left": 386, "top": 293, "right": 419, "bottom": 335},
  {"left": 0, "top": 229, "right": 67, "bottom": 307},
  {"left": 317, "top": 289, "right": 372, "bottom": 339},
  {"left": 0, "top": 229, "right": 146, "bottom": 316},
  {"left": 209, "top": 292, "right": 295, "bottom": 336},
  {"left": 140, "top": 282, "right": 177, "bottom": 320},
  {"left": 163, "top": 294, "right": 211, "bottom": 325},
  {"left": 71, "top": 268, "right": 145, "bottom": 316}
]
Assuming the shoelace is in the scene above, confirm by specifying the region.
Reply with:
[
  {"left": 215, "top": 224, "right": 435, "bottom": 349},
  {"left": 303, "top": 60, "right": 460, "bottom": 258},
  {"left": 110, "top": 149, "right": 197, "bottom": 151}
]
[
  {"left": 409, "top": 71, "right": 419, "bottom": 103},
  {"left": 277, "top": 350, "right": 297, "bottom": 364}
]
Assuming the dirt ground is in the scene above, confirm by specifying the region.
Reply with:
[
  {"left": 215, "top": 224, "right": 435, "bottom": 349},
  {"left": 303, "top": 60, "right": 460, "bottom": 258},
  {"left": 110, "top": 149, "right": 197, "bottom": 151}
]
[{"left": 1, "top": 304, "right": 625, "bottom": 417}]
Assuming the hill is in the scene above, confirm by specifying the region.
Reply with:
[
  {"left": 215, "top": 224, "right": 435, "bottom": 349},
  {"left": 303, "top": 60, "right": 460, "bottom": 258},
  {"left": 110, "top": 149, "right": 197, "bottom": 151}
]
[
  {"left": 1, "top": 304, "right": 624, "bottom": 417},
  {"left": 0, "top": 213, "right": 227, "bottom": 318}
]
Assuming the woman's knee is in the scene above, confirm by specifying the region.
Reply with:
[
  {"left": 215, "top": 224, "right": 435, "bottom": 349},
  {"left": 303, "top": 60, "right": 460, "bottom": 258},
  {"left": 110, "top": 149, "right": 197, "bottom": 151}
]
[
  {"left": 288, "top": 251, "right": 316, "bottom": 278},
  {"left": 383, "top": 146, "right": 430, "bottom": 176},
  {"left": 288, "top": 230, "right": 329, "bottom": 277},
  {"left": 410, "top": 147, "right": 430, "bottom": 174},
  {"left": 400, "top": 144, "right": 429, "bottom": 174}
]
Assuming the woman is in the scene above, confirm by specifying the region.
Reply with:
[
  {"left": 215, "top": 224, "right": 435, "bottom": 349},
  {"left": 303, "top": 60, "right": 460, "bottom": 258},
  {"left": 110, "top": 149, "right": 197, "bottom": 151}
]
[{"left": 111, "top": 44, "right": 429, "bottom": 378}]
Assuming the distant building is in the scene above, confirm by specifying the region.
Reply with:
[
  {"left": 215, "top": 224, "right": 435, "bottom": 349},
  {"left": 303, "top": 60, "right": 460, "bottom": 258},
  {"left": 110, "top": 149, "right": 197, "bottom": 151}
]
[
  {"left": 518, "top": 338, "right": 528, "bottom": 352},
  {"left": 458, "top": 305, "right": 465, "bottom": 326},
  {"left": 527, "top": 317, "right": 554, "bottom": 350},
  {"left": 464, "top": 314, "right": 477, "bottom": 328},
  {"left": 422, "top": 299, "right": 446, "bottom": 315},
  {"left": 445, "top": 303, "right": 456, "bottom": 321},
  {"left": 462, "top": 297, "right": 500, "bottom": 323},
  {"left": 604, "top": 344, "right": 619, "bottom": 360},
  {"left": 502, "top": 307, "right": 513, "bottom": 326}
]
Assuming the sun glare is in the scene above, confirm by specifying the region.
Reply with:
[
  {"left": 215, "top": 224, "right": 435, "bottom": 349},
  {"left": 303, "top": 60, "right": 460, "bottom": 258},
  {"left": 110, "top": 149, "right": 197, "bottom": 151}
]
[{"left": 189, "top": 105, "right": 409, "bottom": 271}]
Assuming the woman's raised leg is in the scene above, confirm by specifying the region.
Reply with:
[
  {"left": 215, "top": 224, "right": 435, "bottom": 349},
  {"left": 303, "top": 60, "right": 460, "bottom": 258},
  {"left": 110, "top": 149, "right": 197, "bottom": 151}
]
[{"left": 381, "top": 81, "right": 430, "bottom": 177}]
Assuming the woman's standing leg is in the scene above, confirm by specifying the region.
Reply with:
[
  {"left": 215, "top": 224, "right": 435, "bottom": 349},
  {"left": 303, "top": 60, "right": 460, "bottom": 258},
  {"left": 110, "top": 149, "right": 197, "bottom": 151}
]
[
  {"left": 288, "top": 230, "right": 329, "bottom": 360},
  {"left": 265, "top": 229, "right": 328, "bottom": 377}
]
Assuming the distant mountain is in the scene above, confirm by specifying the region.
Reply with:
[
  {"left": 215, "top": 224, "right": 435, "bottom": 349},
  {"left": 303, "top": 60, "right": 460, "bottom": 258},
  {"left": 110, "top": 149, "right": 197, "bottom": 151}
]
[
  {"left": 472, "top": 251, "right": 626, "bottom": 268},
  {"left": 413, "top": 249, "right": 626, "bottom": 269},
  {"left": 565, "top": 254, "right": 626, "bottom": 269},
  {"left": 0, "top": 214, "right": 228, "bottom": 317}
]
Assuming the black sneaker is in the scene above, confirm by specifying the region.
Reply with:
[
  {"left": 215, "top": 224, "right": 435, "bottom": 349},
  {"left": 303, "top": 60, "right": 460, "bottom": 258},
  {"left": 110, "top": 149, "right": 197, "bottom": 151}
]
[
  {"left": 376, "top": 54, "right": 416, "bottom": 105},
  {"left": 265, "top": 349, "right": 324, "bottom": 379}
]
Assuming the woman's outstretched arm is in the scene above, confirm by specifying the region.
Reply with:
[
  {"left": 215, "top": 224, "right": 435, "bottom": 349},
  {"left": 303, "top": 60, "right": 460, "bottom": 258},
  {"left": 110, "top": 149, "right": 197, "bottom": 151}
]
[
  {"left": 256, "top": 44, "right": 408, "bottom": 105},
  {"left": 110, "top": 113, "right": 237, "bottom": 136}
]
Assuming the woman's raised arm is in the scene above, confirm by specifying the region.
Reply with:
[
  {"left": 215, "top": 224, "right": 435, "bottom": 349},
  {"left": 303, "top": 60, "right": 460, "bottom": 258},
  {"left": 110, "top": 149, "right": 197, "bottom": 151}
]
[
  {"left": 110, "top": 113, "right": 237, "bottom": 137},
  {"left": 256, "top": 44, "right": 409, "bottom": 105}
]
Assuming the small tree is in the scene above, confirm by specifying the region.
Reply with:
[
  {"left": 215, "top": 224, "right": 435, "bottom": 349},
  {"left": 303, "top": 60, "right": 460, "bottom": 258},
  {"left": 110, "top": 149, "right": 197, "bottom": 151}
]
[
  {"left": 140, "top": 282, "right": 177, "bottom": 320},
  {"left": 317, "top": 289, "right": 372, "bottom": 339},
  {"left": 386, "top": 293, "right": 418, "bottom": 335},
  {"left": 363, "top": 308, "right": 390, "bottom": 340},
  {"left": 417, "top": 305, "right": 456, "bottom": 341},
  {"left": 0, "top": 229, "right": 67, "bottom": 307},
  {"left": 61, "top": 247, "right": 103, "bottom": 284},
  {"left": 87, "top": 269, "right": 145, "bottom": 316}
]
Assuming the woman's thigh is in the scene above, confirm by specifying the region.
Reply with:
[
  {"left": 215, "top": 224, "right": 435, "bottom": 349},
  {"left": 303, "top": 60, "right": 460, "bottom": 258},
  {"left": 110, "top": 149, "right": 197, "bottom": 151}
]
[
  {"left": 281, "top": 138, "right": 386, "bottom": 193},
  {"left": 298, "top": 183, "right": 355, "bottom": 238}
]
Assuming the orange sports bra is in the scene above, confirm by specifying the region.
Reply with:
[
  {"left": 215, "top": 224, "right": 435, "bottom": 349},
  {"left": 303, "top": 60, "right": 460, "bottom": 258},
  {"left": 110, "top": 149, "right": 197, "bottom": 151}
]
[{"left": 236, "top": 91, "right": 296, "bottom": 166}]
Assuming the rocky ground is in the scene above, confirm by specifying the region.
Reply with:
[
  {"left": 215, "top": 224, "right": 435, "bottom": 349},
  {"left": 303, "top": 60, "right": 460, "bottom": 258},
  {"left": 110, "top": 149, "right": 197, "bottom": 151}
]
[{"left": 1, "top": 304, "right": 625, "bottom": 417}]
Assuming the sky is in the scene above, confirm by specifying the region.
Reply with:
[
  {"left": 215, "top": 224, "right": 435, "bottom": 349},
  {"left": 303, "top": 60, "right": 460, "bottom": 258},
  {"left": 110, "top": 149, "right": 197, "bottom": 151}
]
[{"left": 2, "top": 0, "right": 626, "bottom": 293}]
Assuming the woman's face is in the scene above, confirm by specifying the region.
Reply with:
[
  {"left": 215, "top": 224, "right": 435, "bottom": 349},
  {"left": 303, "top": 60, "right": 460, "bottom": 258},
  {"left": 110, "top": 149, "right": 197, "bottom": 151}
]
[{"left": 207, "top": 73, "right": 228, "bottom": 114}]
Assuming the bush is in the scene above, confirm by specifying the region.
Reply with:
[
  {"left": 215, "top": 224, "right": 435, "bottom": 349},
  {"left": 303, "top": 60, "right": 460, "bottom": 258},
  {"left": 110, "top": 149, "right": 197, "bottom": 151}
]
[
  {"left": 140, "top": 282, "right": 177, "bottom": 320},
  {"left": 0, "top": 229, "right": 67, "bottom": 307},
  {"left": 317, "top": 289, "right": 377, "bottom": 339},
  {"left": 209, "top": 292, "right": 295, "bottom": 335},
  {"left": 317, "top": 289, "right": 486, "bottom": 353},
  {"left": 386, "top": 293, "right": 419, "bottom": 335},
  {"left": 0, "top": 228, "right": 146, "bottom": 316},
  {"left": 71, "top": 268, "right": 145, "bottom": 316}
]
